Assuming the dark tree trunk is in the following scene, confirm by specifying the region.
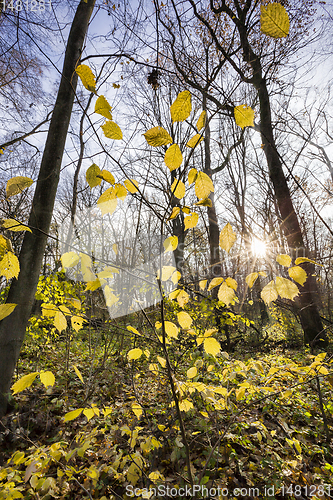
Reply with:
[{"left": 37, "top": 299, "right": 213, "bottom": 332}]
[
  {"left": 0, "top": 0, "right": 96, "bottom": 418},
  {"left": 203, "top": 97, "right": 222, "bottom": 282}
]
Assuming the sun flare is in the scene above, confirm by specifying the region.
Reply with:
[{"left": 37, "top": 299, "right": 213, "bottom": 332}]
[{"left": 251, "top": 238, "right": 267, "bottom": 257}]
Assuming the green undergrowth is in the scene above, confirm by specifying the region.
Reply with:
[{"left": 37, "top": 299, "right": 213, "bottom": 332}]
[{"left": 1, "top": 320, "right": 333, "bottom": 500}]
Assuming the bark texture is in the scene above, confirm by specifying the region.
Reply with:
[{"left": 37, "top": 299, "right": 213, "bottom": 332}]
[
  {"left": 0, "top": 0, "right": 96, "bottom": 418},
  {"left": 203, "top": 99, "right": 222, "bottom": 281}
]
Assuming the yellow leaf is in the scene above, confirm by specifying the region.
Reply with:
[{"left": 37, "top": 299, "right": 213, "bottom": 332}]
[
  {"left": 208, "top": 277, "right": 224, "bottom": 291},
  {"left": 182, "top": 206, "right": 191, "bottom": 214},
  {"left": 288, "top": 266, "right": 307, "bottom": 286},
  {"left": 112, "top": 243, "right": 118, "bottom": 254},
  {"left": 188, "top": 167, "right": 198, "bottom": 185},
  {"left": 168, "top": 290, "right": 179, "bottom": 301},
  {"left": 97, "top": 187, "right": 118, "bottom": 216},
  {"left": 157, "top": 356, "right": 166, "bottom": 368},
  {"left": 39, "top": 371, "right": 55, "bottom": 388},
  {"left": 75, "top": 64, "right": 96, "bottom": 92},
  {"left": 275, "top": 276, "right": 299, "bottom": 300},
  {"left": 295, "top": 257, "right": 321, "bottom": 266},
  {"left": 234, "top": 105, "right": 255, "bottom": 129},
  {"left": 11, "top": 372, "right": 38, "bottom": 395},
  {"left": 71, "top": 316, "right": 85, "bottom": 332},
  {"left": 104, "top": 286, "right": 119, "bottom": 307},
  {"left": 0, "top": 251, "right": 20, "bottom": 280},
  {"left": 12, "top": 451, "right": 25, "bottom": 465},
  {"left": 236, "top": 387, "right": 246, "bottom": 401},
  {"left": 219, "top": 223, "right": 236, "bottom": 253},
  {"left": 315, "top": 352, "right": 326, "bottom": 362},
  {"left": 204, "top": 328, "right": 217, "bottom": 337},
  {"left": 83, "top": 408, "right": 95, "bottom": 421},
  {"left": 128, "top": 348, "right": 143, "bottom": 360},
  {"left": 177, "top": 311, "right": 192, "bottom": 329},
  {"left": 218, "top": 281, "right": 236, "bottom": 305},
  {"left": 171, "top": 270, "right": 181, "bottom": 284},
  {"left": 195, "top": 172, "right": 214, "bottom": 200},
  {"left": 261, "top": 280, "right": 278, "bottom": 305},
  {"left": 61, "top": 252, "right": 80, "bottom": 268},
  {"left": 101, "top": 120, "right": 123, "bottom": 140},
  {"left": 132, "top": 402, "right": 143, "bottom": 419},
  {"left": 69, "top": 298, "right": 81, "bottom": 310},
  {"left": 86, "top": 163, "right": 102, "bottom": 188},
  {"left": 196, "top": 335, "right": 204, "bottom": 346},
  {"left": 86, "top": 465, "right": 99, "bottom": 480},
  {"left": 203, "top": 337, "right": 221, "bottom": 357},
  {"left": 41, "top": 303, "right": 57, "bottom": 317},
  {"left": 143, "top": 126, "right": 172, "bottom": 146},
  {"left": 163, "top": 235, "right": 178, "bottom": 252},
  {"left": 187, "top": 367, "right": 197, "bottom": 379},
  {"left": 94, "top": 95, "right": 112, "bottom": 120},
  {"left": 114, "top": 183, "right": 127, "bottom": 200},
  {"left": 0, "top": 303, "right": 17, "bottom": 321},
  {"left": 149, "top": 363, "right": 159, "bottom": 375},
  {"left": 127, "top": 461, "right": 141, "bottom": 486},
  {"left": 318, "top": 366, "right": 329, "bottom": 375},
  {"left": 195, "top": 198, "right": 212, "bottom": 207},
  {"left": 127, "top": 325, "right": 141, "bottom": 336},
  {"left": 0, "top": 234, "right": 13, "bottom": 258},
  {"left": 64, "top": 408, "right": 83, "bottom": 422},
  {"left": 59, "top": 303, "right": 70, "bottom": 314},
  {"left": 184, "top": 212, "right": 198, "bottom": 230},
  {"left": 85, "top": 279, "right": 101, "bottom": 291},
  {"left": 2, "top": 219, "right": 31, "bottom": 232},
  {"left": 171, "top": 178, "right": 186, "bottom": 199},
  {"left": 170, "top": 90, "right": 192, "bottom": 122},
  {"left": 74, "top": 365, "right": 84, "bottom": 383},
  {"left": 6, "top": 176, "right": 33, "bottom": 198},
  {"left": 100, "top": 170, "right": 115, "bottom": 184},
  {"left": 246, "top": 272, "right": 258, "bottom": 288},
  {"left": 177, "top": 289, "right": 189, "bottom": 308},
  {"left": 54, "top": 311, "right": 67, "bottom": 332},
  {"left": 276, "top": 254, "right": 291, "bottom": 267},
  {"left": 196, "top": 110, "right": 206, "bottom": 131},
  {"left": 149, "top": 471, "right": 164, "bottom": 482},
  {"left": 186, "top": 133, "right": 203, "bottom": 148},
  {"left": 167, "top": 207, "right": 180, "bottom": 221},
  {"left": 164, "top": 144, "right": 183, "bottom": 171},
  {"left": 124, "top": 179, "right": 139, "bottom": 193},
  {"left": 179, "top": 399, "right": 194, "bottom": 412},
  {"left": 225, "top": 277, "right": 238, "bottom": 290},
  {"left": 260, "top": 2, "right": 289, "bottom": 38},
  {"left": 165, "top": 321, "right": 179, "bottom": 338},
  {"left": 160, "top": 265, "right": 176, "bottom": 281},
  {"left": 199, "top": 279, "right": 207, "bottom": 290},
  {"left": 103, "top": 407, "right": 112, "bottom": 417},
  {"left": 98, "top": 169, "right": 116, "bottom": 185}
]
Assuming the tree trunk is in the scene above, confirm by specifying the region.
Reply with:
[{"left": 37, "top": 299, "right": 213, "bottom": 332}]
[
  {"left": 203, "top": 97, "right": 222, "bottom": 281},
  {"left": 0, "top": 0, "right": 96, "bottom": 419}
]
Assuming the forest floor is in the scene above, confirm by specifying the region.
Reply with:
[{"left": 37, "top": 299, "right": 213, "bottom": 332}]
[{"left": 1, "top": 315, "right": 333, "bottom": 500}]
